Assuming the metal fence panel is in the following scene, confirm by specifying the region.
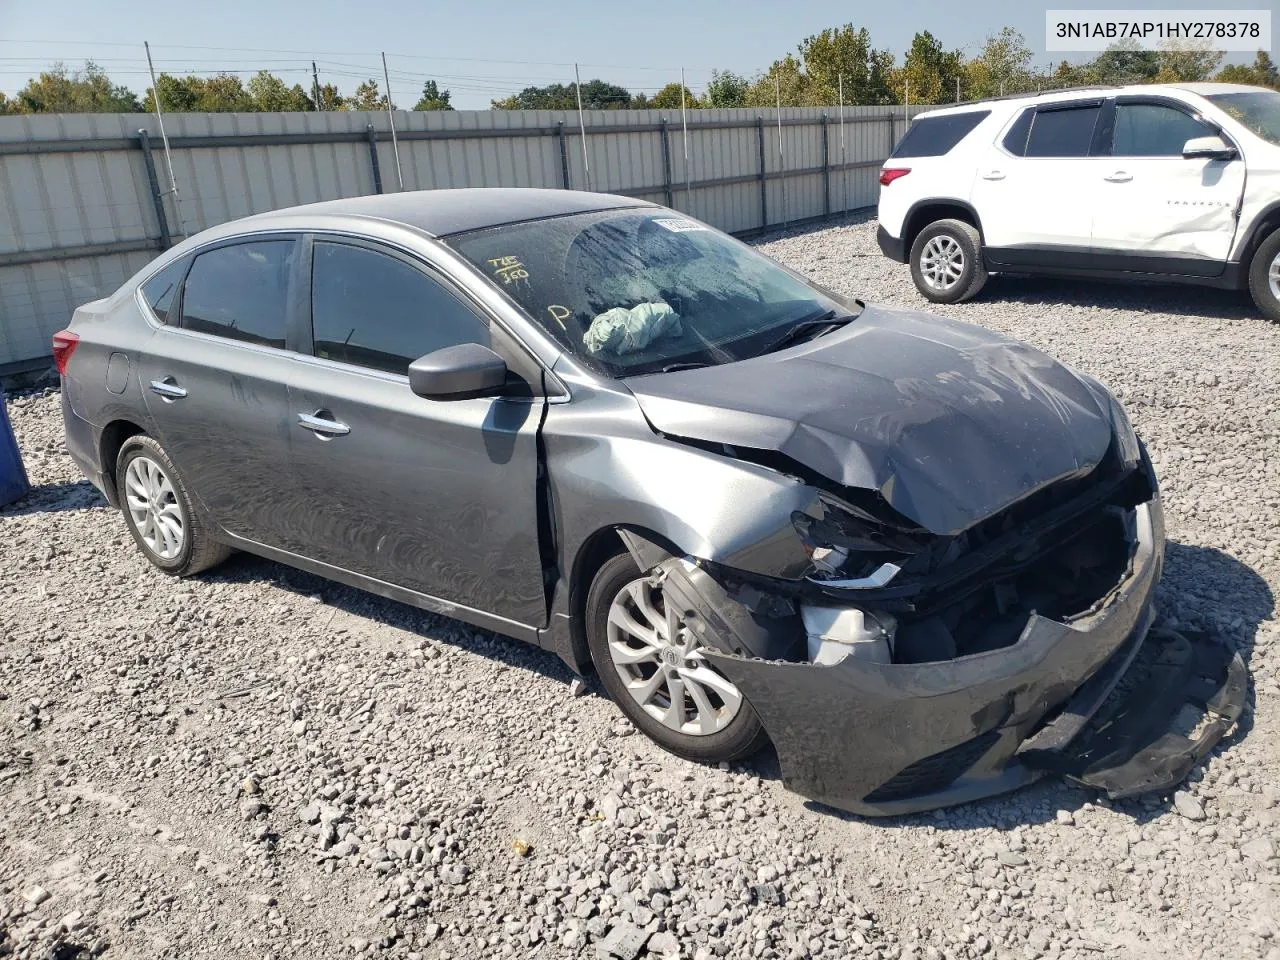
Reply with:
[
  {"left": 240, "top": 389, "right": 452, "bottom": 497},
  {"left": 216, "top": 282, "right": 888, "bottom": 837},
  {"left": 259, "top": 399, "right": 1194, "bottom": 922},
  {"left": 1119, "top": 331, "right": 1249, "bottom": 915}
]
[{"left": 0, "top": 104, "right": 924, "bottom": 369}]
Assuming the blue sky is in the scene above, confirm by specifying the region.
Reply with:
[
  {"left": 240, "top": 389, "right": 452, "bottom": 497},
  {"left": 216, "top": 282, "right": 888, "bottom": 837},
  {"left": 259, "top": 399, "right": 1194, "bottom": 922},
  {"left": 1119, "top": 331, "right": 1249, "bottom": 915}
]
[{"left": 0, "top": 0, "right": 1265, "bottom": 107}]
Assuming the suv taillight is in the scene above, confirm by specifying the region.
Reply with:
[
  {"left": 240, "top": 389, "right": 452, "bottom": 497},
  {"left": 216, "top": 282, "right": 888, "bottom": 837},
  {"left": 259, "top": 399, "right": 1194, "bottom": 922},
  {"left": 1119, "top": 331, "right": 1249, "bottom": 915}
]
[
  {"left": 51, "top": 330, "right": 80, "bottom": 376},
  {"left": 879, "top": 168, "right": 911, "bottom": 186}
]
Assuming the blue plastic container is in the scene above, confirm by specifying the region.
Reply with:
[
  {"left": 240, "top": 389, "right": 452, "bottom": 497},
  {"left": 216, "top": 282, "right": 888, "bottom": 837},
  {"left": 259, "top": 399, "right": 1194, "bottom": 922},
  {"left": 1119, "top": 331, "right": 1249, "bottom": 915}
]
[{"left": 0, "top": 387, "right": 31, "bottom": 507}]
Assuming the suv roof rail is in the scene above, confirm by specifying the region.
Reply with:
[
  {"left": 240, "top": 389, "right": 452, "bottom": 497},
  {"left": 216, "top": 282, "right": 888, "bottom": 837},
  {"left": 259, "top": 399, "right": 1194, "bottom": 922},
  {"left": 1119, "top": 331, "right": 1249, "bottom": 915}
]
[{"left": 949, "top": 85, "right": 1120, "bottom": 107}]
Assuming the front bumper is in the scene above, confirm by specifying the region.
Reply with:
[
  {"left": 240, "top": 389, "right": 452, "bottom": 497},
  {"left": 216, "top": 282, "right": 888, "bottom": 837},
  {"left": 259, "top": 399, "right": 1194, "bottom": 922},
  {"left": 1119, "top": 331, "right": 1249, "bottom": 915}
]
[{"left": 706, "top": 497, "right": 1242, "bottom": 816}]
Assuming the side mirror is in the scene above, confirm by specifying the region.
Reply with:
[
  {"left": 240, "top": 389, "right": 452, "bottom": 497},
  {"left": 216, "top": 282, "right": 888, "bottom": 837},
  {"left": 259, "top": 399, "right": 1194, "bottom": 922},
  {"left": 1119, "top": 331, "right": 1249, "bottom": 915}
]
[
  {"left": 1182, "top": 135, "right": 1237, "bottom": 161},
  {"left": 408, "top": 343, "right": 507, "bottom": 400}
]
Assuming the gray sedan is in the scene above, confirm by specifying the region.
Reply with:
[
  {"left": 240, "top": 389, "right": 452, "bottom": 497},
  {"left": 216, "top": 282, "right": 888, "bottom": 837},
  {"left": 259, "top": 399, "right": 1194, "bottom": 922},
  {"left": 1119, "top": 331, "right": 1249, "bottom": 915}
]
[{"left": 55, "top": 188, "right": 1243, "bottom": 815}]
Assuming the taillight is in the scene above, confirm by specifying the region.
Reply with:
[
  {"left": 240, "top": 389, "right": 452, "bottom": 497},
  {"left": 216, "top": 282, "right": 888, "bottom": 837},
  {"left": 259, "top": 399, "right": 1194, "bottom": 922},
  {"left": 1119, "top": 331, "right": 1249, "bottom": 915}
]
[
  {"left": 879, "top": 167, "right": 911, "bottom": 186},
  {"left": 51, "top": 330, "right": 80, "bottom": 376}
]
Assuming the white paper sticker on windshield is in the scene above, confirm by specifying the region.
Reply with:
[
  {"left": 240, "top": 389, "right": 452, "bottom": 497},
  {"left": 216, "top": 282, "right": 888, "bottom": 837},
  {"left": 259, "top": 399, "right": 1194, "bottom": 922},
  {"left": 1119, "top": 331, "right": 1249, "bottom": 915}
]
[{"left": 653, "top": 217, "right": 706, "bottom": 233}]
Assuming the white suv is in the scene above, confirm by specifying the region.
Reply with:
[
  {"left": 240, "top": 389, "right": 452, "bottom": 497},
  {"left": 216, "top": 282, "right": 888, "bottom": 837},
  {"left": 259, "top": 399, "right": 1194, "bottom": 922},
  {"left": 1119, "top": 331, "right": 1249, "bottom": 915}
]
[{"left": 876, "top": 83, "right": 1280, "bottom": 319}]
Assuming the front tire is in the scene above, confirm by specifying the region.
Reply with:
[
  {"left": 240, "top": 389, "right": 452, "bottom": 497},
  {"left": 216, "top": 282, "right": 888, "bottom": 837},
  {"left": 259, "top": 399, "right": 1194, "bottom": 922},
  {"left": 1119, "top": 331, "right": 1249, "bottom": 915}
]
[
  {"left": 586, "top": 553, "right": 767, "bottom": 764},
  {"left": 116, "top": 435, "right": 230, "bottom": 577},
  {"left": 1247, "top": 228, "right": 1280, "bottom": 322},
  {"left": 909, "top": 218, "right": 988, "bottom": 304}
]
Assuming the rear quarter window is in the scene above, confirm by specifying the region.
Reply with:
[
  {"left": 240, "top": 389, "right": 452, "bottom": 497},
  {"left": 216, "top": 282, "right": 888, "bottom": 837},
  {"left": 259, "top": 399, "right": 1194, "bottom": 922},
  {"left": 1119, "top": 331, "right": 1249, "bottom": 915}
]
[
  {"left": 140, "top": 257, "right": 190, "bottom": 324},
  {"left": 891, "top": 111, "right": 990, "bottom": 158}
]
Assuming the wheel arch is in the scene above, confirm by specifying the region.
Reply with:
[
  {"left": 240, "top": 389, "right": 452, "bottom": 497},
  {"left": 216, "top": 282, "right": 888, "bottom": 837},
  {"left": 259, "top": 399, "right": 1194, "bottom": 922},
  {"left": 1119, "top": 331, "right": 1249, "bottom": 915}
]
[
  {"left": 902, "top": 199, "right": 985, "bottom": 257},
  {"left": 98, "top": 418, "right": 147, "bottom": 506},
  {"left": 1237, "top": 201, "right": 1280, "bottom": 281}
]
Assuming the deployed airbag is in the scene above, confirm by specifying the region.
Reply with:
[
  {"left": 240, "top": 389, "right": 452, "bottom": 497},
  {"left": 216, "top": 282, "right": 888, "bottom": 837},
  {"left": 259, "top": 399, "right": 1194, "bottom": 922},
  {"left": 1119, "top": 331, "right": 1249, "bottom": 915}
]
[{"left": 583, "top": 302, "right": 682, "bottom": 356}]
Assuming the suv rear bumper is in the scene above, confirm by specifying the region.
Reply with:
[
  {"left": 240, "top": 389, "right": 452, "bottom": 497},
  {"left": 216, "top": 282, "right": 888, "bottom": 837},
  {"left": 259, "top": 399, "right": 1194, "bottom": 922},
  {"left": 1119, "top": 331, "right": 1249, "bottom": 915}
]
[{"left": 877, "top": 225, "right": 906, "bottom": 263}]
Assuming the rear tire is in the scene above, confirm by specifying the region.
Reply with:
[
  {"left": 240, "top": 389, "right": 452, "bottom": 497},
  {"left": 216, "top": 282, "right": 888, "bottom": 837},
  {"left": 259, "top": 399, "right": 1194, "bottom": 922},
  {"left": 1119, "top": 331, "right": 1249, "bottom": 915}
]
[
  {"left": 116, "top": 435, "right": 231, "bottom": 577},
  {"left": 910, "top": 218, "right": 988, "bottom": 304},
  {"left": 585, "top": 553, "right": 767, "bottom": 764},
  {"left": 1247, "top": 228, "right": 1280, "bottom": 322}
]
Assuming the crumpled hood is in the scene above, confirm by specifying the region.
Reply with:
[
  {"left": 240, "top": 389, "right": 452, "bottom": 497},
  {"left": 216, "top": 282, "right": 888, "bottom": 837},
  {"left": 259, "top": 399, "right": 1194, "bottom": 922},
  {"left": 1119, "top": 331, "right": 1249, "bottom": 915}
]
[{"left": 626, "top": 304, "right": 1115, "bottom": 536}]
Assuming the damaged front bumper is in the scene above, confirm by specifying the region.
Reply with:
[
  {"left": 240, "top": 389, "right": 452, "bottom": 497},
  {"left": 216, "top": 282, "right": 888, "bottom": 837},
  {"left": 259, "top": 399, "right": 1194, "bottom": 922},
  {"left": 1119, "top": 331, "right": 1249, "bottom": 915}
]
[{"left": 699, "top": 499, "right": 1246, "bottom": 816}]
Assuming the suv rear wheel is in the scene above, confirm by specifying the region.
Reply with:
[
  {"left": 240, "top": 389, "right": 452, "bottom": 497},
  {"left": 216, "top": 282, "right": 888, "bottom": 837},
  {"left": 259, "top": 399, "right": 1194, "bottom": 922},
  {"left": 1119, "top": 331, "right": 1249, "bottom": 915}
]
[
  {"left": 1247, "top": 228, "right": 1280, "bottom": 322},
  {"left": 909, "top": 219, "right": 988, "bottom": 304}
]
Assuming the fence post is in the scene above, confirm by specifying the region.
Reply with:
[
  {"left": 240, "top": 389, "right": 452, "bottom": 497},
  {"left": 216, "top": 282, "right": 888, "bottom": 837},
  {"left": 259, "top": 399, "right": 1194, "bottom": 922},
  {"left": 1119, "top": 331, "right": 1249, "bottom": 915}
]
[
  {"left": 136, "top": 129, "right": 171, "bottom": 250},
  {"left": 659, "top": 118, "right": 674, "bottom": 209},
  {"left": 821, "top": 114, "right": 830, "bottom": 219},
  {"left": 557, "top": 120, "right": 571, "bottom": 190},
  {"left": 365, "top": 124, "right": 384, "bottom": 195},
  {"left": 756, "top": 116, "right": 768, "bottom": 231}
]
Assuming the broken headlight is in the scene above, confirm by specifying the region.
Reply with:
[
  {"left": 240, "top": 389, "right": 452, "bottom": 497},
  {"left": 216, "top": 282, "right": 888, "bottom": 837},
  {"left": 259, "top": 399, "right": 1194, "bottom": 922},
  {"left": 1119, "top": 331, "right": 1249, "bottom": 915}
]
[{"left": 791, "top": 494, "right": 918, "bottom": 583}]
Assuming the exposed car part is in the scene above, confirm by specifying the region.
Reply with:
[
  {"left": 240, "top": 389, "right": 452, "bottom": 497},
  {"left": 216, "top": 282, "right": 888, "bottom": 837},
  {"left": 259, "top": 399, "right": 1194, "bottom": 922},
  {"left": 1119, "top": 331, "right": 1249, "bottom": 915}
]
[
  {"left": 585, "top": 553, "right": 769, "bottom": 764},
  {"left": 800, "top": 605, "right": 895, "bottom": 665}
]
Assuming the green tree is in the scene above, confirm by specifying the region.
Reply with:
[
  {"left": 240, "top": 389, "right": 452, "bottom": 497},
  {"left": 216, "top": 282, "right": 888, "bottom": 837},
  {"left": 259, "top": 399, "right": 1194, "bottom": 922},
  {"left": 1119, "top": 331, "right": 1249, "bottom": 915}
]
[
  {"left": 798, "top": 25, "right": 895, "bottom": 105},
  {"left": 891, "top": 30, "right": 964, "bottom": 104},
  {"left": 247, "top": 71, "right": 313, "bottom": 111},
  {"left": 963, "top": 28, "right": 1035, "bottom": 99},
  {"left": 13, "top": 61, "right": 141, "bottom": 113},
  {"left": 413, "top": 80, "right": 453, "bottom": 111},
  {"left": 148, "top": 73, "right": 254, "bottom": 112},
  {"left": 650, "top": 82, "right": 697, "bottom": 110},
  {"left": 1045, "top": 59, "right": 1100, "bottom": 89},
  {"left": 1216, "top": 51, "right": 1280, "bottom": 89},
  {"left": 745, "top": 55, "right": 808, "bottom": 107},
  {"left": 314, "top": 83, "right": 345, "bottom": 111},
  {"left": 1090, "top": 41, "right": 1160, "bottom": 84},
  {"left": 490, "top": 79, "right": 635, "bottom": 110},
  {"left": 704, "top": 69, "right": 749, "bottom": 108},
  {"left": 1154, "top": 42, "right": 1223, "bottom": 82},
  {"left": 0, "top": 92, "right": 12, "bottom": 115},
  {"left": 350, "top": 79, "right": 391, "bottom": 111}
]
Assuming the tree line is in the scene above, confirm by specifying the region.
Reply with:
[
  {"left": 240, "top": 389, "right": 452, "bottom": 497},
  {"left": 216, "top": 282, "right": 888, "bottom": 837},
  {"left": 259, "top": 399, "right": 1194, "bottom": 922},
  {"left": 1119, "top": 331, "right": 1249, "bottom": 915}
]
[{"left": 2, "top": 27, "right": 1277, "bottom": 116}]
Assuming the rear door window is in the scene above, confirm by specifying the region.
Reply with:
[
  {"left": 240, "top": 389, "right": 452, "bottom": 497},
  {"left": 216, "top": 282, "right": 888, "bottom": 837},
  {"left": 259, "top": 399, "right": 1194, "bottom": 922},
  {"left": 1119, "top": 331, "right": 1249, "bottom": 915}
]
[
  {"left": 180, "top": 240, "right": 296, "bottom": 348},
  {"left": 1025, "top": 105, "right": 1102, "bottom": 157},
  {"left": 310, "top": 241, "right": 489, "bottom": 375},
  {"left": 892, "top": 111, "right": 990, "bottom": 158},
  {"left": 140, "top": 257, "right": 189, "bottom": 325},
  {"left": 1112, "top": 103, "right": 1217, "bottom": 156}
]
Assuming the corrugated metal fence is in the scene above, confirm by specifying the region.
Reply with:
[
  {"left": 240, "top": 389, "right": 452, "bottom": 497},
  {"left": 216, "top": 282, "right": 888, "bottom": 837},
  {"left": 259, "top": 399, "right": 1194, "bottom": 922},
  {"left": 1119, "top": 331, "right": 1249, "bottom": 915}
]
[{"left": 0, "top": 104, "right": 923, "bottom": 370}]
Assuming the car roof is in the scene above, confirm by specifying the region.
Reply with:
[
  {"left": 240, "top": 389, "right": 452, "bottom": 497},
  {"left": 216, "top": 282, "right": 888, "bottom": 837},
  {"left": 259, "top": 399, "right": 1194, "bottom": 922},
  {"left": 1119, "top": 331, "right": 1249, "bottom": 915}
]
[
  {"left": 913, "top": 81, "right": 1271, "bottom": 119},
  {"left": 236, "top": 187, "right": 653, "bottom": 238}
]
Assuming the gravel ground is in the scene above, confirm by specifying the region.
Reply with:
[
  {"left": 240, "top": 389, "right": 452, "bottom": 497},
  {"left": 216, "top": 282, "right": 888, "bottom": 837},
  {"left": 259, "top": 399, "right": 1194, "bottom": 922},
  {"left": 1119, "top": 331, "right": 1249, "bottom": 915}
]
[{"left": 2, "top": 213, "right": 1278, "bottom": 960}]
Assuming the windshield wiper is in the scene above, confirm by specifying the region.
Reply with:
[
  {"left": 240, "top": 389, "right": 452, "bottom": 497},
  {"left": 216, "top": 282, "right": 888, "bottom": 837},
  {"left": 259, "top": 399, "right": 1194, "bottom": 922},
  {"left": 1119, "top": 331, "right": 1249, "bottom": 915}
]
[
  {"left": 660, "top": 361, "right": 711, "bottom": 373},
  {"left": 760, "top": 309, "right": 852, "bottom": 355}
]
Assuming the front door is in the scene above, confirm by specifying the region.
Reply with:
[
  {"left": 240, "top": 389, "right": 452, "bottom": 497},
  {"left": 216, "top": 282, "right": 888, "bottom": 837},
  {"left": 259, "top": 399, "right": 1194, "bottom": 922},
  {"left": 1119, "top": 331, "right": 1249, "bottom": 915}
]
[
  {"left": 285, "top": 237, "right": 547, "bottom": 628},
  {"left": 137, "top": 236, "right": 302, "bottom": 549},
  {"left": 1090, "top": 99, "right": 1246, "bottom": 274}
]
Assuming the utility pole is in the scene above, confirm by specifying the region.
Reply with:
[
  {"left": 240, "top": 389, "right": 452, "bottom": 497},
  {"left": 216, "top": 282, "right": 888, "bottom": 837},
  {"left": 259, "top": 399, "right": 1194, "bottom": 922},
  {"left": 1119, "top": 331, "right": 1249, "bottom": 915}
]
[
  {"left": 312, "top": 61, "right": 322, "bottom": 110},
  {"left": 381, "top": 52, "right": 403, "bottom": 190},
  {"left": 680, "top": 67, "right": 691, "bottom": 205},
  {"left": 574, "top": 62, "right": 591, "bottom": 191},
  {"left": 143, "top": 40, "right": 185, "bottom": 240}
]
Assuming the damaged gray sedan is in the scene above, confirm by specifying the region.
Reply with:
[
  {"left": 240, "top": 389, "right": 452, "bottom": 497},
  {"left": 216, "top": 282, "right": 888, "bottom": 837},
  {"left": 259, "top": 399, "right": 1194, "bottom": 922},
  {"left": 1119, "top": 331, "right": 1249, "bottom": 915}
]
[{"left": 56, "top": 189, "right": 1244, "bottom": 816}]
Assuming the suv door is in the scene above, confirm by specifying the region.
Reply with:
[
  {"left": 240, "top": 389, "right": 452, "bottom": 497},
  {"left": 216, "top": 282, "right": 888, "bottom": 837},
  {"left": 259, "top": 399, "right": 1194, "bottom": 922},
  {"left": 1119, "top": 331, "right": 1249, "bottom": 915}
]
[
  {"left": 970, "top": 100, "right": 1108, "bottom": 268},
  {"left": 1090, "top": 97, "right": 1245, "bottom": 274},
  {"left": 136, "top": 235, "right": 304, "bottom": 548},
  {"left": 286, "top": 236, "right": 548, "bottom": 629}
]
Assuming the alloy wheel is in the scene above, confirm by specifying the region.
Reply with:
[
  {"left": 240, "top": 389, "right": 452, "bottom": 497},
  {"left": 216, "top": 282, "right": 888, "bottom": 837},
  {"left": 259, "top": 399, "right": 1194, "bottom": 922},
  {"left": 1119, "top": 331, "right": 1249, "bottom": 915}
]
[
  {"left": 123, "top": 455, "right": 185, "bottom": 560},
  {"left": 1269, "top": 250, "right": 1280, "bottom": 302},
  {"left": 605, "top": 576, "right": 744, "bottom": 736},
  {"left": 920, "top": 234, "right": 965, "bottom": 291}
]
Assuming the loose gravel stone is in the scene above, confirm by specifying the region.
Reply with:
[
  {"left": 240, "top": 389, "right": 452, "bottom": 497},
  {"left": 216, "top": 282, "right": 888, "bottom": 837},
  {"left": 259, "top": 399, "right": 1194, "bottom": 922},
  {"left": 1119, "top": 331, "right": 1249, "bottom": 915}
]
[{"left": 2, "top": 214, "right": 1278, "bottom": 959}]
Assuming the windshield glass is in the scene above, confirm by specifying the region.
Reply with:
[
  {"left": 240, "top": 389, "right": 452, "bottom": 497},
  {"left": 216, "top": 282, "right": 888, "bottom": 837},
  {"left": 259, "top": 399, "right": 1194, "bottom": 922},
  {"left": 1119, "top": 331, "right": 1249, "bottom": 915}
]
[
  {"left": 445, "top": 208, "right": 857, "bottom": 377},
  {"left": 1206, "top": 89, "right": 1280, "bottom": 145}
]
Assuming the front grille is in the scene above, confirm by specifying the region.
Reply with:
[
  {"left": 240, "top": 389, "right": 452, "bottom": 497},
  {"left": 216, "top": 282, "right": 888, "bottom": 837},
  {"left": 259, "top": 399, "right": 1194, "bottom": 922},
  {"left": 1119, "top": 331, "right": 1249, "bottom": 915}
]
[{"left": 863, "top": 730, "right": 1001, "bottom": 804}]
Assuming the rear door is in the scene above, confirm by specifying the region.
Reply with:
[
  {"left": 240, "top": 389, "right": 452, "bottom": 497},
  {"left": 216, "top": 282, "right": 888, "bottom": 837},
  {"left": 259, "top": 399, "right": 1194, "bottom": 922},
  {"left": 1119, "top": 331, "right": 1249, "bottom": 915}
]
[
  {"left": 285, "top": 236, "right": 548, "bottom": 628},
  {"left": 1090, "top": 97, "right": 1245, "bottom": 274},
  {"left": 136, "top": 235, "right": 303, "bottom": 548},
  {"left": 970, "top": 100, "right": 1108, "bottom": 267}
]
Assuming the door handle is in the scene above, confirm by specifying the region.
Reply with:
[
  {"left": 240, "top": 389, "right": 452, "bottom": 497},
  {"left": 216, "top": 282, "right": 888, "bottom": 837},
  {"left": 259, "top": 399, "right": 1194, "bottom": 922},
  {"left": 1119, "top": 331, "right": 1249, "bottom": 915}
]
[
  {"left": 149, "top": 377, "right": 187, "bottom": 400},
  {"left": 981, "top": 170, "right": 1005, "bottom": 181},
  {"left": 296, "top": 411, "right": 350, "bottom": 438},
  {"left": 1104, "top": 171, "right": 1133, "bottom": 183}
]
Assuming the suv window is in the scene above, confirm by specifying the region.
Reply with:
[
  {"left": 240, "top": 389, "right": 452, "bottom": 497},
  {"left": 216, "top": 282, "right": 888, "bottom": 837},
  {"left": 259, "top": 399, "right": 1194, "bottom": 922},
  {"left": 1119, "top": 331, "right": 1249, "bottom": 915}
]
[
  {"left": 1002, "top": 109, "right": 1034, "bottom": 155},
  {"left": 180, "top": 240, "right": 295, "bottom": 347},
  {"left": 140, "top": 257, "right": 189, "bottom": 324},
  {"left": 891, "top": 111, "right": 990, "bottom": 158},
  {"left": 1025, "top": 104, "right": 1101, "bottom": 157},
  {"left": 311, "top": 242, "right": 489, "bottom": 375},
  {"left": 1113, "top": 103, "right": 1217, "bottom": 156}
]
